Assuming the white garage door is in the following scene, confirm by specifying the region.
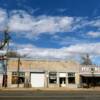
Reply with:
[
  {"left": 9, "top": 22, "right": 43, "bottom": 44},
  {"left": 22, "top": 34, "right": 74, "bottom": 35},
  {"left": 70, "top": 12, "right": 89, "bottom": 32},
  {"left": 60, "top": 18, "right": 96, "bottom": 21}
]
[{"left": 31, "top": 73, "right": 45, "bottom": 87}]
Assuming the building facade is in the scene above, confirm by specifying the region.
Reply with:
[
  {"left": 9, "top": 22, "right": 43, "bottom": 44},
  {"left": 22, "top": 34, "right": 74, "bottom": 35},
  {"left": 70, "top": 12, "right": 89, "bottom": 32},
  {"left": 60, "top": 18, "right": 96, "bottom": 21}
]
[
  {"left": 80, "top": 65, "right": 100, "bottom": 87},
  {"left": 0, "top": 58, "right": 100, "bottom": 88},
  {"left": 7, "top": 58, "right": 80, "bottom": 88}
]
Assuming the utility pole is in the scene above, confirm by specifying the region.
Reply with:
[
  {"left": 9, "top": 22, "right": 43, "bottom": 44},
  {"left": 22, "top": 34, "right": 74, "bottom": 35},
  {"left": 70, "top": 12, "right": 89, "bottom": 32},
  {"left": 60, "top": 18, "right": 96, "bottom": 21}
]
[
  {"left": 4, "top": 41, "right": 9, "bottom": 88},
  {"left": 91, "top": 67, "right": 95, "bottom": 88},
  {"left": 17, "top": 57, "right": 20, "bottom": 88}
]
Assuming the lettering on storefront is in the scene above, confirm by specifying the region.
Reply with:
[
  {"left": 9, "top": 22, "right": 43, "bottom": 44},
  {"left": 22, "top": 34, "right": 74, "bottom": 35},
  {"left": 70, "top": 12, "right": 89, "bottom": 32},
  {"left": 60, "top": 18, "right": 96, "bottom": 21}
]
[{"left": 80, "top": 66, "right": 100, "bottom": 73}]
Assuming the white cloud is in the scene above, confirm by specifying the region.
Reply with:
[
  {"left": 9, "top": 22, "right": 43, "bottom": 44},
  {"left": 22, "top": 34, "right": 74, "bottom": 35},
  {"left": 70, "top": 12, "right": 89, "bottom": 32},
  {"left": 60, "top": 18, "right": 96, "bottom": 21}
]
[
  {"left": 66, "top": 43, "right": 100, "bottom": 55},
  {"left": 8, "top": 10, "right": 33, "bottom": 32},
  {"left": 0, "top": 9, "right": 7, "bottom": 23},
  {"left": 15, "top": 44, "right": 71, "bottom": 59},
  {"left": 0, "top": 8, "right": 99, "bottom": 63},
  {"left": 32, "top": 16, "right": 74, "bottom": 35},
  {"left": 0, "top": 8, "right": 84, "bottom": 39},
  {"left": 10, "top": 42, "right": 100, "bottom": 59},
  {"left": 0, "top": 8, "right": 8, "bottom": 31},
  {"left": 8, "top": 13, "right": 74, "bottom": 38},
  {"left": 0, "top": 8, "right": 100, "bottom": 40},
  {"left": 87, "top": 31, "right": 100, "bottom": 38},
  {"left": 89, "top": 19, "right": 100, "bottom": 28}
]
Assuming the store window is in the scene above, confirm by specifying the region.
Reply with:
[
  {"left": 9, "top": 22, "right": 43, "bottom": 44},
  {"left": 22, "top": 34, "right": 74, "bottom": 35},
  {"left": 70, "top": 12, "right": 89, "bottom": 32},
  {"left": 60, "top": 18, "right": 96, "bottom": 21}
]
[
  {"left": 12, "top": 72, "right": 25, "bottom": 84},
  {"left": 49, "top": 72, "right": 57, "bottom": 84},
  {"left": 68, "top": 72, "right": 75, "bottom": 84}
]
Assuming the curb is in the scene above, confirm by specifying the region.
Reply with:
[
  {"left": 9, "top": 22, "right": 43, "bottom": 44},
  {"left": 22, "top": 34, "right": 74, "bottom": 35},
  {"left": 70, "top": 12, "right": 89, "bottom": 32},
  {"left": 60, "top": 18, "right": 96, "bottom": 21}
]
[{"left": 0, "top": 88, "right": 100, "bottom": 92}]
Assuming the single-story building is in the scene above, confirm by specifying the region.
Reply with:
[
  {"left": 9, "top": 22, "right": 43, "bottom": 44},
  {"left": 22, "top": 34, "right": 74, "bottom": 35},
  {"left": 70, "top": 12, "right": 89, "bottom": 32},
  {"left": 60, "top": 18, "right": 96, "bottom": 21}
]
[
  {"left": 80, "top": 65, "right": 100, "bottom": 87},
  {"left": 7, "top": 58, "right": 80, "bottom": 88},
  {"left": 0, "top": 58, "right": 100, "bottom": 88}
]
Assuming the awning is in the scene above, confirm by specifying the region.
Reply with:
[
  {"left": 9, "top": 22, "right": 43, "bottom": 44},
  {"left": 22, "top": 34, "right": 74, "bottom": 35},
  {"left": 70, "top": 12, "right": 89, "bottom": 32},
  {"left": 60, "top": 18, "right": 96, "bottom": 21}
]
[{"left": 80, "top": 74, "right": 100, "bottom": 77}]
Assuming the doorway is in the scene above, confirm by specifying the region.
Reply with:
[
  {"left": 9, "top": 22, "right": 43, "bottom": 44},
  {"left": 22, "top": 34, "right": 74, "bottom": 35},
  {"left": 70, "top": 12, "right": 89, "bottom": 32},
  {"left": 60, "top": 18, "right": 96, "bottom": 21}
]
[
  {"left": 59, "top": 77, "right": 66, "bottom": 87},
  {"left": 81, "top": 76, "right": 100, "bottom": 88}
]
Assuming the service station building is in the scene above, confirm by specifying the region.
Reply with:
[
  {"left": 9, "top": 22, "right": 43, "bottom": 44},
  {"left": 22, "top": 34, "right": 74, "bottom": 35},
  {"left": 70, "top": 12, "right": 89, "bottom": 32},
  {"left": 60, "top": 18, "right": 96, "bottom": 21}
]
[{"left": 0, "top": 58, "right": 100, "bottom": 88}]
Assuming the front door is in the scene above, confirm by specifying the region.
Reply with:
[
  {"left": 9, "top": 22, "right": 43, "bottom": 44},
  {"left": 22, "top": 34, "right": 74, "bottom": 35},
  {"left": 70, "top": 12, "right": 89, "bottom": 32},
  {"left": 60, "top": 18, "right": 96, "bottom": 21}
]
[
  {"left": 59, "top": 73, "right": 66, "bottom": 87},
  {"left": 59, "top": 77, "right": 66, "bottom": 87}
]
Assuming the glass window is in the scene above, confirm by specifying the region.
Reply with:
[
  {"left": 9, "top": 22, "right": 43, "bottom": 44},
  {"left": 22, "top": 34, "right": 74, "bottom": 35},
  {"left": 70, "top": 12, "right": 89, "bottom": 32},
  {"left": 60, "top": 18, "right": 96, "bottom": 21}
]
[
  {"left": 12, "top": 72, "right": 18, "bottom": 76},
  {"left": 12, "top": 72, "right": 25, "bottom": 84},
  {"left": 68, "top": 72, "right": 75, "bottom": 84},
  {"left": 68, "top": 73, "right": 75, "bottom": 77},
  {"left": 49, "top": 72, "right": 57, "bottom": 84}
]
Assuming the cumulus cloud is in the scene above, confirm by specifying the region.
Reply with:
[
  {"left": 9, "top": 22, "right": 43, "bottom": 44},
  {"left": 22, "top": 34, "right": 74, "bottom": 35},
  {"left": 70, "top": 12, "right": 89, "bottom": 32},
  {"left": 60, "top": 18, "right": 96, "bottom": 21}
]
[
  {"left": 14, "top": 43, "right": 72, "bottom": 59},
  {"left": 66, "top": 43, "right": 100, "bottom": 55},
  {"left": 8, "top": 14, "right": 74, "bottom": 38},
  {"left": 0, "top": 8, "right": 77, "bottom": 38},
  {"left": 8, "top": 10, "right": 34, "bottom": 32},
  {"left": 0, "top": 8, "right": 8, "bottom": 31},
  {"left": 89, "top": 19, "right": 100, "bottom": 28},
  {"left": 0, "top": 8, "right": 100, "bottom": 61},
  {"left": 87, "top": 31, "right": 100, "bottom": 38},
  {"left": 0, "top": 8, "right": 95, "bottom": 39},
  {"left": 0, "top": 8, "right": 100, "bottom": 39},
  {"left": 10, "top": 42, "right": 100, "bottom": 59}
]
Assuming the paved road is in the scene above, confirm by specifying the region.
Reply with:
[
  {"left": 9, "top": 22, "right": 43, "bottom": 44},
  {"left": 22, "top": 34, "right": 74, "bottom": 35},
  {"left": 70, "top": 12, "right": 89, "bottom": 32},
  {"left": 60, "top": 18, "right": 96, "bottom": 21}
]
[{"left": 0, "top": 90, "right": 100, "bottom": 100}]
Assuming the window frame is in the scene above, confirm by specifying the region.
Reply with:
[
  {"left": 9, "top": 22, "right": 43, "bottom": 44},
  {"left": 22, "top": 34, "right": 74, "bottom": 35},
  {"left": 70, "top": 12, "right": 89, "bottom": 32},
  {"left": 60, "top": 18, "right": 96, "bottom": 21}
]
[
  {"left": 68, "top": 72, "right": 75, "bottom": 84},
  {"left": 12, "top": 71, "right": 25, "bottom": 84},
  {"left": 49, "top": 72, "right": 57, "bottom": 84}
]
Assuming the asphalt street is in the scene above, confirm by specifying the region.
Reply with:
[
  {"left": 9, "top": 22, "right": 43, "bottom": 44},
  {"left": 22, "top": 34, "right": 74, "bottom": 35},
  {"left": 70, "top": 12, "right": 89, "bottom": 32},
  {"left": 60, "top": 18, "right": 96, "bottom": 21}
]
[{"left": 0, "top": 90, "right": 100, "bottom": 100}]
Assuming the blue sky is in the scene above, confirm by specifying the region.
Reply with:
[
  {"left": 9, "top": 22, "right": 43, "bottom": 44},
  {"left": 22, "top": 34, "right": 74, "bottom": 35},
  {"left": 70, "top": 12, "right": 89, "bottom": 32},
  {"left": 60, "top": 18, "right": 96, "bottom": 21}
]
[{"left": 0, "top": 0, "right": 100, "bottom": 64}]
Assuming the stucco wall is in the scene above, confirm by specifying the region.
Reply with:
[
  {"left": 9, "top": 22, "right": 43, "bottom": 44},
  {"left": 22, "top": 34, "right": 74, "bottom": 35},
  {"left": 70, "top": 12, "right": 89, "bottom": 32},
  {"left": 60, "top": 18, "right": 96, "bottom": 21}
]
[
  {"left": 7, "top": 58, "right": 80, "bottom": 88},
  {"left": 7, "top": 58, "right": 80, "bottom": 72}
]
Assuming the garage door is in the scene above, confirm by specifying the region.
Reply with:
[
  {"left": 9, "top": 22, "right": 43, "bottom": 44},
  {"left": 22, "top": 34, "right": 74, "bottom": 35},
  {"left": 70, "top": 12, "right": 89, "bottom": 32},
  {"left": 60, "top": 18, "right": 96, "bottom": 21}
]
[{"left": 31, "top": 72, "right": 45, "bottom": 87}]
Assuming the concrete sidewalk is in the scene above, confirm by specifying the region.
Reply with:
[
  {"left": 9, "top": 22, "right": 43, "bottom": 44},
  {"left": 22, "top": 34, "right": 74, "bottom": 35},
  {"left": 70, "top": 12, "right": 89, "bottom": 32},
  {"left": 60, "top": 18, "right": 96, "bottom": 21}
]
[{"left": 1, "top": 87, "right": 100, "bottom": 91}]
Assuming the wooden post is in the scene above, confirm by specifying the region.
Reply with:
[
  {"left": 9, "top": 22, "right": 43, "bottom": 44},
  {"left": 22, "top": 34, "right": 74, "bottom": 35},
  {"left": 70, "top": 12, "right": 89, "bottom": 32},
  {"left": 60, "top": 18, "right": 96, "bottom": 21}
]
[{"left": 17, "top": 57, "right": 20, "bottom": 88}]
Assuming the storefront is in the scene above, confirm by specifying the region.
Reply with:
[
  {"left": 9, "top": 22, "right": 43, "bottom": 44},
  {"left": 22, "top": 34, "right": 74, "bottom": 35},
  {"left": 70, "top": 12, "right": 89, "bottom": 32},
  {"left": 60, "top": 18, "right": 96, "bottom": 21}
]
[
  {"left": 7, "top": 58, "right": 80, "bottom": 88},
  {"left": 80, "top": 66, "right": 100, "bottom": 88}
]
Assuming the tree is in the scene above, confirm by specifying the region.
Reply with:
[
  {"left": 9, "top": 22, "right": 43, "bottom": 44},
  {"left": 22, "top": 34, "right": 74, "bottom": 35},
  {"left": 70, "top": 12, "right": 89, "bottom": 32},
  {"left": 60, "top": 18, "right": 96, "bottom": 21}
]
[
  {"left": 0, "top": 29, "right": 10, "bottom": 50},
  {"left": 7, "top": 51, "right": 20, "bottom": 58},
  {"left": 0, "top": 28, "right": 10, "bottom": 87},
  {"left": 81, "top": 54, "right": 92, "bottom": 65}
]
